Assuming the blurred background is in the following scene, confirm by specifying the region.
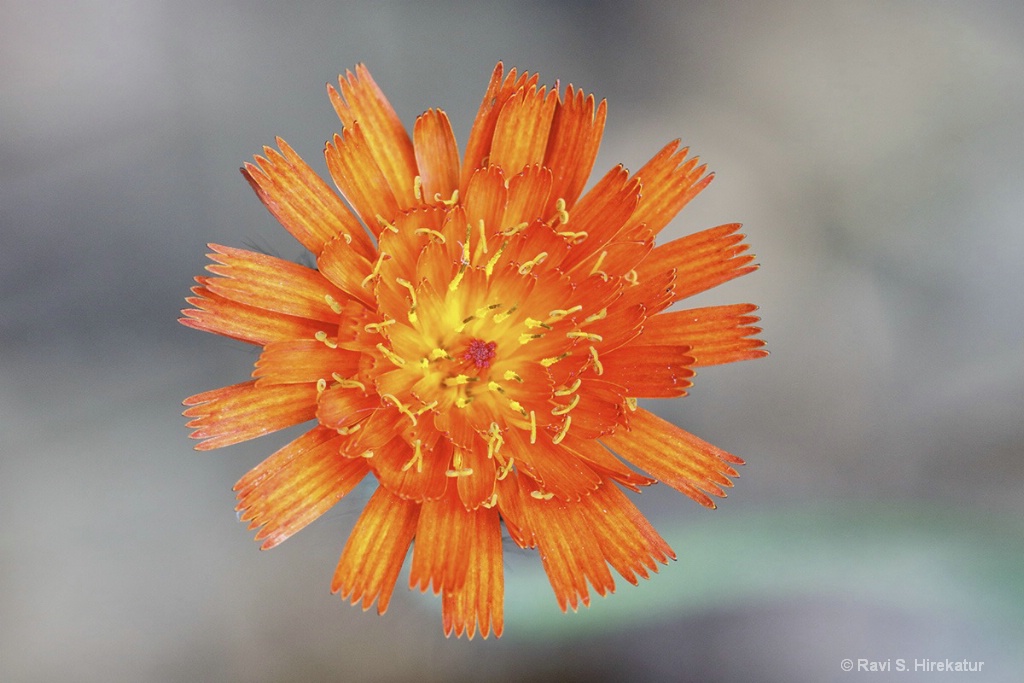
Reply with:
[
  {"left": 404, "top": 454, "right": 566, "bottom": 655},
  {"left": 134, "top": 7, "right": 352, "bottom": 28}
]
[{"left": 3, "top": 1, "right": 1022, "bottom": 681}]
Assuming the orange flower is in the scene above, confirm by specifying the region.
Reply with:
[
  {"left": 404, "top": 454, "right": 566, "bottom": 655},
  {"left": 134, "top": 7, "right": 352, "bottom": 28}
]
[{"left": 181, "top": 63, "right": 766, "bottom": 639}]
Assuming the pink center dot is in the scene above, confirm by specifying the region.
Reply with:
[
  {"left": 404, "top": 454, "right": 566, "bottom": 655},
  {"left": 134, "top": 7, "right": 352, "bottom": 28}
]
[{"left": 463, "top": 339, "right": 497, "bottom": 369}]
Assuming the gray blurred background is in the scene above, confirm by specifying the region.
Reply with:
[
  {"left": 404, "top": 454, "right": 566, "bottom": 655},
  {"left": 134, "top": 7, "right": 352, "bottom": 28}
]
[{"left": 3, "top": 1, "right": 1023, "bottom": 681}]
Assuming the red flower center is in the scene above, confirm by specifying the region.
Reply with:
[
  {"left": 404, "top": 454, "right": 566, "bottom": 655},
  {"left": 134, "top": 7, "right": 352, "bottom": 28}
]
[{"left": 463, "top": 338, "right": 498, "bottom": 369}]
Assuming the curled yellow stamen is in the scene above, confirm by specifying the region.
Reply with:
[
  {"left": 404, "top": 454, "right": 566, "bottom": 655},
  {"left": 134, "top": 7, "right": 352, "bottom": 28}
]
[
  {"left": 551, "top": 394, "right": 580, "bottom": 416},
  {"left": 364, "top": 319, "right": 396, "bottom": 334},
  {"left": 314, "top": 331, "right": 338, "bottom": 349},
  {"left": 531, "top": 489, "right": 555, "bottom": 501},
  {"left": 552, "top": 415, "right": 572, "bottom": 445},
  {"left": 585, "top": 308, "right": 608, "bottom": 323},
  {"left": 554, "top": 197, "right": 569, "bottom": 225},
  {"left": 446, "top": 450, "right": 474, "bottom": 477},
  {"left": 359, "top": 449, "right": 374, "bottom": 459},
  {"left": 567, "top": 331, "right": 603, "bottom": 342},
  {"left": 588, "top": 346, "right": 604, "bottom": 375},
  {"left": 331, "top": 374, "right": 366, "bottom": 392},
  {"left": 589, "top": 250, "right": 608, "bottom": 276},
  {"left": 396, "top": 277, "right": 418, "bottom": 322},
  {"left": 626, "top": 397, "right": 638, "bottom": 412},
  {"left": 500, "top": 222, "right": 529, "bottom": 236},
  {"left": 414, "top": 227, "right": 446, "bottom": 243},
  {"left": 435, "top": 188, "right": 460, "bottom": 206},
  {"left": 324, "top": 293, "right": 343, "bottom": 314},
  {"left": 554, "top": 378, "right": 582, "bottom": 396},
  {"left": 556, "top": 230, "right": 588, "bottom": 244},
  {"left": 401, "top": 439, "right": 424, "bottom": 473},
  {"left": 413, "top": 175, "right": 423, "bottom": 202},
  {"left": 381, "top": 393, "right": 418, "bottom": 425},
  {"left": 624, "top": 269, "right": 640, "bottom": 285},
  {"left": 376, "top": 342, "right": 406, "bottom": 367},
  {"left": 338, "top": 423, "right": 362, "bottom": 436},
  {"left": 487, "top": 422, "right": 504, "bottom": 459},
  {"left": 361, "top": 251, "right": 390, "bottom": 288},
  {"left": 549, "top": 305, "right": 583, "bottom": 319},
  {"left": 496, "top": 457, "right": 514, "bottom": 481},
  {"left": 518, "top": 251, "right": 548, "bottom": 275},
  {"left": 316, "top": 378, "right": 327, "bottom": 395},
  {"left": 415, "top": 400, "right": 439, "bottom": 415},
  {"left": 481, "top": 492, "right": 499, "bottom": 508}
]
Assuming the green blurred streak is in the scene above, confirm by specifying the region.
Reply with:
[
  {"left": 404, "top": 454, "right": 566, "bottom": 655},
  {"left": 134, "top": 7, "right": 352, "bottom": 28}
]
[{"left": 503, "top": 501, "right": 1024, "bottom": 639}]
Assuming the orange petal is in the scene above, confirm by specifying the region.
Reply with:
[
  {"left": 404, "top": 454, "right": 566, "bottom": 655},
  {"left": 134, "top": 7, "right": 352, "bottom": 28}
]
[
  {"left": 183, "top": 381, "right": 318, "bottom": 450},
  {"left": 636, "top": 223, "right": 757, "bottom": 302},
  {"left": 441, "top": 504, "right": 504, "bottom": 639},
  {"left": 252, "top": 339, "right": 361, "bottom": 386},
  {"left": 234, "top": 426, "right": 369, "bottom": 549},
  {"left": 316, "top": 385, "right": 379, "bottom": 434},
  {"left": 544, "top": 85, "right": 607, "bottom": 210},
  {"left": 316, "top": 232, "right": 376, "bottom": 308},
  {"left": 520, "top": 482, "right": 616, "bottom": 611},
  {"left": 580, "top": 481, "right": 675, "bottom": 584},
  {"left": 331, "top": 486, "right": 420, "bottom": 614},
  {"left": 410, "top": 485, "right": 474, "bottom": 594},
  {"left": 488, "top": 84, "right": 558, "bottom": 175},
  {"left": 455, "top": 445, "right": 497, "bottom": 511},
  {"left": 641, "top": 303, "right": 767, "bottom": 366},
  {"left": 558, "top": 433, "right": 656, "bottom": 492},
  {"left": 558, "top": 166, "right": 641, "bottom": 273},
  {"left": 503, "top": 165, "right": 553, "bottom": 229},
  {"left": 203, "top": 244, "right": 345, "bottom": 322},
  {"left": 504, "top": 427, "right": 601, "bottom": 502},
  {"left": 462, "top": 63, "right": 538, "bottom": 190},
  {"left": 601, "top": 408, "right": 744, "bottom": 509},
  {"left": 494, "top": 466, "right": 534, "bottom": 549},
  {"left": 181, "top": 283, "right": 325, "bottom": 346},
  {"left": 329, "top": 65, "right": 419, "bottom": 208},
  {"left": 599, "top": 345, "right": 695, "bottom": 398},
  {"left": 325, "top": 127, "right": 401, "bottom": 234},
  {"left": 368, "top": 434, "right": 450, "bottom": 502},
  {"left": 629, "top": 140, "right": 714, "bottom": 237},
  {"left": 463, "top": 165, "right": 508, "bottom": 247},
  {"left": 413, "top": 108, "right": 460, "bottom": 204},
  {"left": 241, "top": 138, "right": 373, "bottom": 258}
]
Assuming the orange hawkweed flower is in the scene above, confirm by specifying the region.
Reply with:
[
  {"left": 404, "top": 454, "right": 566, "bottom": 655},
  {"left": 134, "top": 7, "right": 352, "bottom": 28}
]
[{"left": 181, "top": 63, "right": 766, "bottom": 639}]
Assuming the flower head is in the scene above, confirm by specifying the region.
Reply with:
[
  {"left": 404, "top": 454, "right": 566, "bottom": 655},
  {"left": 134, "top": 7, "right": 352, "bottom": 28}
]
[{"left": 181, "top": 63, "right": 766, "bottom": 639}]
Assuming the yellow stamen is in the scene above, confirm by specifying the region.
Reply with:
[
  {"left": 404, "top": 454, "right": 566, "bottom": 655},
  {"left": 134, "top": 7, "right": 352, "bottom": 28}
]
[
  {"left": 396, "top": 277, "right": 418, "bottom": 323},
  {"left": 540, "top": 352, "right": 570, "bottom": 367},
  {"left": 551, "top": 394, "right": 580, "bottom": 415},
  {"left": 531, "top": 489, "right": 555, "bottom": 501},
  {"left": 449, "top": 263, "right": 467, "bottom": 291},
  {"left": 588, "top": 346, "right": 604, "bottom": 375},
  {"left": 481, "top": 492, "right": 499, "bottom": 508},
  {"left": 548, "top": 305, "right": 583, "bottom": 319},
  {"left": 413, "top": 175, "right": 423, "bottom": 202},
  {"left": 331, "top": 374, "right": 366, "bottom": 392},
  {"left": 446, "top": 450, "right": 474, "bottom": 477},
  {"left": 414, "top": 227, "right": 446, "bottom": 243},
  {"left": 589, "top": 250, "right": 608, "bottom": 276},
  {"left": 338, "top": 423, "right": 362, "bottom": 435},
  {"left": 429, "top": 347, "right": 451, "bottom": 361},
  {"left": 444, "top": 374, "right": 476, "bottom": 387},
  {"left": 493, "top": 304, "right": 518, "bottom": 325},
  {"left": 567, "top": 331, "right": 604, "bottom": 342},
  {"left": 556, "top": 230, "right": 588, "bottom": 244},
  {"left": 624, "top": 269, "right": 640, "bottom": 286},
  {"left": 415, "top": 400, "right": 439, "bottom": 415},
  {"left": 381, "top": 393, "right": 418, "bottom": 426},
  {"left": 585, "top": 308, "right": 608, "bottom": 323},
  {"left": 554, "top": 378, "right": 582, "bottom": 396},
  {"left": 435, "top": 188, "right": 459, "bottom": 206},
  {"left": 478, "top": 219, "right": 489, "bottom": 254},
  {"left": 518, "top": 333, "right": 542, "bottom": 345},
  {"left": 552, "top": 415, "right": 572, "bottom": 445},
  {"left": 359, "top": 449, "right": 374, "bottom": 459},
  {"left": 484, "top": 240, "right": 509, "bottom": 277},
  {"left": 376, "top": 214, "right": 399, "bottom": 234},
  {"left": 316, "top": 378, "right": 327, "bottom": 395},
  {"left": 508, "top": 399, "right": 526, "bottom": 416},
  {"left": 524, "top": 318, "right": 552, "bottom": 330},
  {"left": 500, "top": 222, "right": 529, "bottom": 236},
  {"left": 503, "top": 370, "right": 524, "bottom": 383},
  {"left": 364, "top": 319, "right": 396, "bottom": 334},
  {"left": 496, "top": 458, "right": 514, "bottom": 481},
  {"left": 529, "top": 410, "right": 537, "bottom": 444},
  {"left": 487, "top": 381, "right": 505, "bottom": 394},
  {"left": 314, "top": 331, "right": 338, "bottom": 349},
  {"left": 376, "top": 342, "right": 406, "bottom": 367},
  {"left": 361, "top": 251, "right": 390, "bottom": 288},
  {"left": 487, "top": 422, "right": 504, "bottom": 459},
  {"left": 626, "top": 397, "right": 638, "bottom": 412},
  {"left": 324, "top": 293, "right": 343, "bottom": 314},
  {"left": 518, "top": 251, "right": 548, "bottom": 275},
  {"left": 455, "top": 396, "right": 473, "bottom": 408},
  {"left": 554, "top": 197, "right": 569, "bottom": 224},
  {"left": 401, "top": 439, "right": 424, "bottom": 473}
]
